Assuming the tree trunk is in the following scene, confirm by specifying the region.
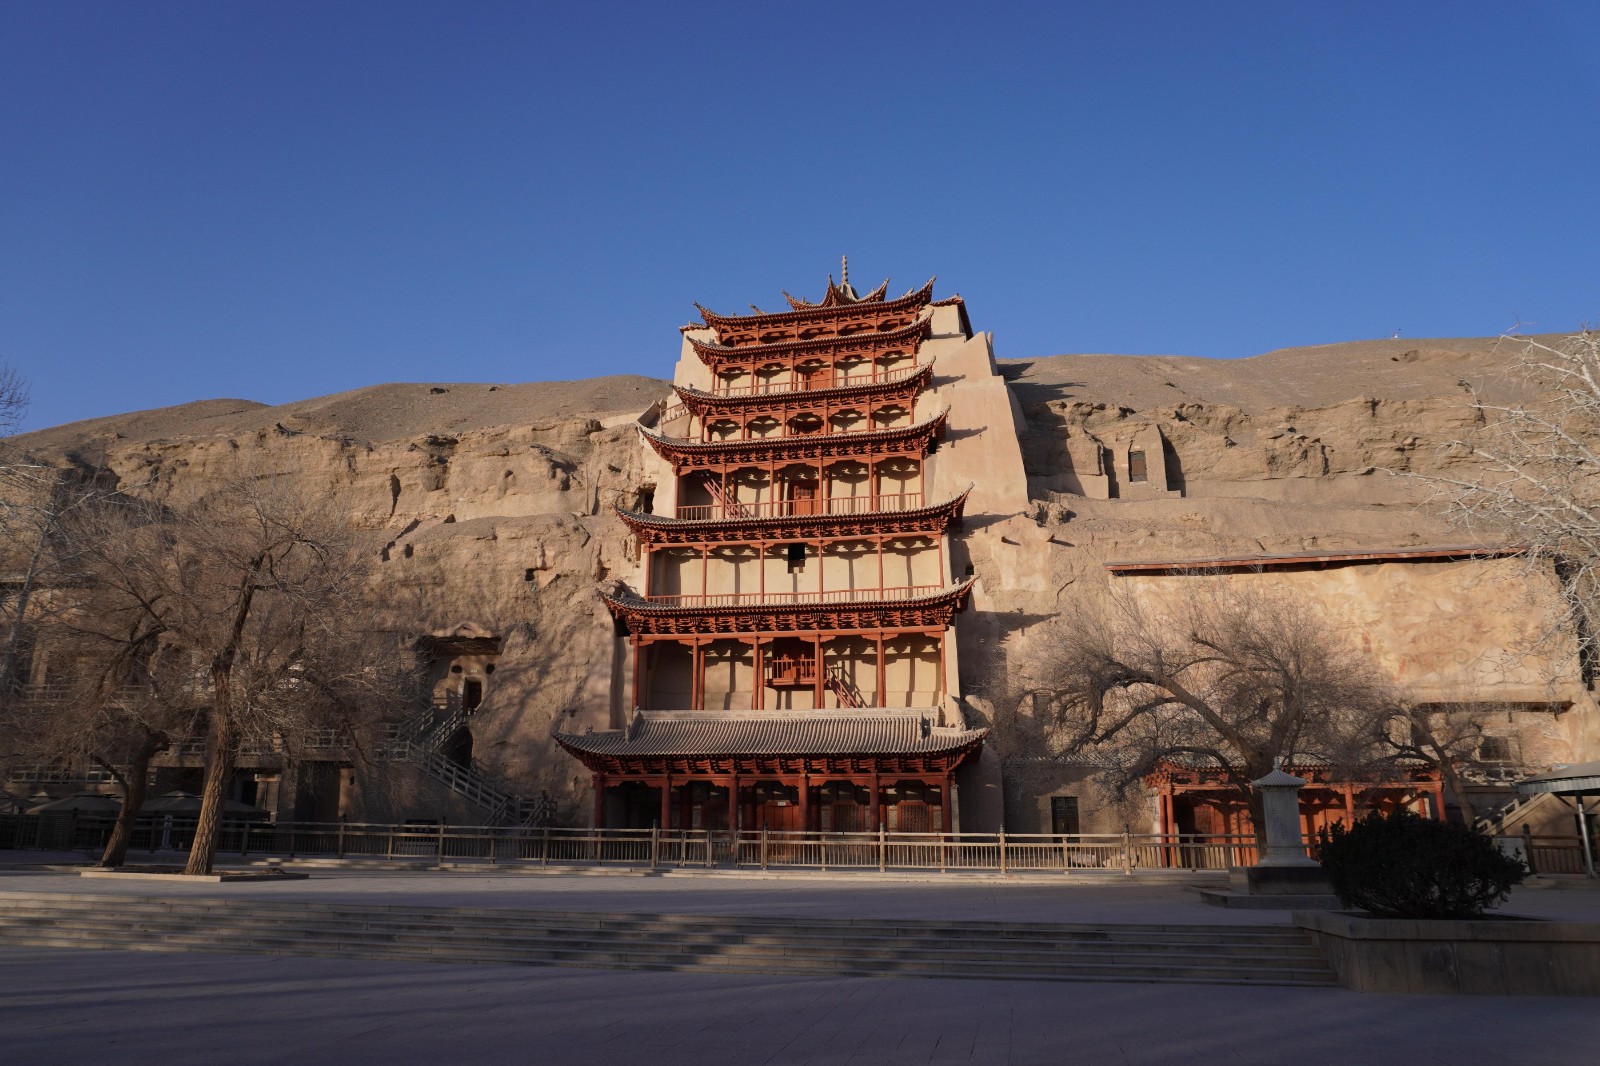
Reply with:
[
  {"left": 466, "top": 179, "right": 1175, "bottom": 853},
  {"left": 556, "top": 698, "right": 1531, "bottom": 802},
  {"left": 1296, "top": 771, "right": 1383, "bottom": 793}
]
[
  {"left": 98, "top": 731, "right": 168, "bottom": 868},
  {"left": 1437, "top": 759, "right": 1476, "bottom": 826},
  {"left": 183, "top": 713, "right": 235, "bottom": 876}
]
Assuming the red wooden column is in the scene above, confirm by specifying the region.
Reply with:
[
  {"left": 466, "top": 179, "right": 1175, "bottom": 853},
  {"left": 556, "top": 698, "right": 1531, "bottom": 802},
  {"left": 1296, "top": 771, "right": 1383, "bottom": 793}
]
[
  {"left": 1431, "top": 780, "right": 1448, "bottom": 821},
  {"left": 631, "top": 637, "right": 644, "bottom": 711},
  {"left": 691, "top": 642, "right": 703, "bottom": 711},
  {"left": 728, "top": 773, "right": 740, "bottom": 833},
  {"left": 752, "top": 638, "right": 764, "bottom": 711},
  {"left": 659, "top": 772, "right": 672, "bottom": 831},
  {"left": 1341, "top": 784, "right": 1356, "bottom": 825},
  {"left": 812, "top": 634, "right": 824, "bottom": 708},
  {"left": 1157, "top": 788, "right": 1174, "bottom": 868},
  {"left": 870, "top": 770, "right": 882, "bottom": 830},
  {"left": 799, "top": 770, "right": 812, "bottom": 833},
  {"left": 593, "top": 772, "right": 607, "bottom": 829},
  {"left": 875, "top": 633, "right": 887, "bottom": 707},
  {"left": 941, "top": 772, "right": 954, "bottom": 833}
]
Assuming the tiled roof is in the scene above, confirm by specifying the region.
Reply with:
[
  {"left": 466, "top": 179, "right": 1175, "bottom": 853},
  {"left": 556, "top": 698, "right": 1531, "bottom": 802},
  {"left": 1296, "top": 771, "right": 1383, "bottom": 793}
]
[{"left": 556, "top": 710, "right": 987, "bottom": 757}]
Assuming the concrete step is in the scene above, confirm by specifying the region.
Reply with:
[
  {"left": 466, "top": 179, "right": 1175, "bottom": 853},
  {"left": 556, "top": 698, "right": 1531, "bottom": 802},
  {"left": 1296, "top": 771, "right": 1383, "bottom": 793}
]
[
  {"left": 0, "top": 913, "right": 1322, "bottom": 963},
  {"left": 0, "top": 917, "right": 1329, "bottom": 969},
  {"left": 0, "top": 893, "right": 1308, "bottom": 940},
  {"left": 0, "top": 930, "right": 1338, "bottom": 986},
  {"left": 0, "top": 893, "right": 1338, "bottom": 987}
]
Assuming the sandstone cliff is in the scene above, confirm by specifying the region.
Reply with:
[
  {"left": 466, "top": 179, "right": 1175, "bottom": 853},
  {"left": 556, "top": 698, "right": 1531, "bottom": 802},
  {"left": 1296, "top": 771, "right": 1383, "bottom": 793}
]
[{"left": 13, "top": 333, "right": 1580, "bottom": 823}]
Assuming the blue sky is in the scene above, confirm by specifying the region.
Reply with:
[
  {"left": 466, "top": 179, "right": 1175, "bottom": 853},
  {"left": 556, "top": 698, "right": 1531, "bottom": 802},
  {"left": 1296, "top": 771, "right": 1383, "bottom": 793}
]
[{"left": 3, "top": 1, "right": 1597, "bottom": 432}]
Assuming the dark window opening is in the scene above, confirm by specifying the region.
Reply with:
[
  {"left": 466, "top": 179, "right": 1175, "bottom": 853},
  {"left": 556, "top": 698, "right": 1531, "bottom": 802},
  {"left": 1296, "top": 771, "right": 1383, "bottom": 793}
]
[
  {"left": 786, "top": 543, "right": 806, "bottom": 572},
  {"left": 450, "top": 664, "right": 463, "bottom": 674},
  {"left": 463, "top": 679, "right": 483, "bottom": 713},
  {"left": 1477, "top": 736, "right": 1515, "bottom": 763},
  {"left": 1128, "top": 450, "right": 1148, "bottom": 483},
  {"left": 1051, "top": 796, "right": 1080, "bottom": 839},
  {"left": 524, "top": 568, "right": 537, "bottom": 582}
]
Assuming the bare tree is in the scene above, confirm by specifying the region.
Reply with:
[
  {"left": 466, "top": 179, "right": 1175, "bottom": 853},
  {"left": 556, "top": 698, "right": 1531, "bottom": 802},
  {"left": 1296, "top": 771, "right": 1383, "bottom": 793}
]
[
  {"left": 1426, "top": 330, "right": 1600, "bottom": 671},
  {"left": 59, "top": 479, "right": 422, "bottom": 874},
  {"left": 988, "top": 579, "right": 1399, "bottom": 842},
  {"left": 0, "top": 364, "right": 26, "bottom": 436},
  {"left": 1380, "top": 702, "right": 1495, "bottom": 825}
]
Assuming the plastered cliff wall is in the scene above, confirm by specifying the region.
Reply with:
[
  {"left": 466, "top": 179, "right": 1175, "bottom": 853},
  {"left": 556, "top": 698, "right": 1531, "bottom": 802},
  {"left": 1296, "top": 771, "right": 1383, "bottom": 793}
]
[{"left": 15, "top": 331, "right": 1595, "bottom": 825}]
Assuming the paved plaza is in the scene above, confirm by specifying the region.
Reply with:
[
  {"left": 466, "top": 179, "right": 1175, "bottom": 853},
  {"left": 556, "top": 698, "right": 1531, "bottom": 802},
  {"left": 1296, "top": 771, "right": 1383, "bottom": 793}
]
[{"left": 1, "top": 865, "right": 1598, "bottom": 1064}]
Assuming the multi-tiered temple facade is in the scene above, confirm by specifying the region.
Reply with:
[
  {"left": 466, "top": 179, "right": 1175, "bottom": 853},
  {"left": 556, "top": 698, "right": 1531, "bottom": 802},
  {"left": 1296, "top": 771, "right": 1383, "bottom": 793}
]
[{"left": 557, "top": 271, "right": 992, "bottom": 833}]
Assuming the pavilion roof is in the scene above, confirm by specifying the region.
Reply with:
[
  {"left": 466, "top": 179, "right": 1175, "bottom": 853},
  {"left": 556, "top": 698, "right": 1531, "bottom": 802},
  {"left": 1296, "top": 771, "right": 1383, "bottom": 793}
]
[
  {"left": 671, "top": 361, "right": 932, "bottom": 411},
  {"left": 637, "top": 410, "right": 948, "bottom": 469},
  {"left": 599, "top": 577, "right": 976, "bottom": 636},
  {"left": 686, "top": 317, "right": 932, "bottom": 367},
  {"left": 612, "top": 486, "right": 971, "bottom": 541},
  {"left": 690, "top": 277, "right": 936, "bottom": 332}
]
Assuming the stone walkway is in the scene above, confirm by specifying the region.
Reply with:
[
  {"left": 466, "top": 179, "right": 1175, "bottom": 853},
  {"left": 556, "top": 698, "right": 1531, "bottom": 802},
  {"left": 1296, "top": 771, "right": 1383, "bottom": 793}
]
[
  {"left": 1, "top": 943, "right": 1596, "bottom": 1065},
  {"left": 1, "top": 866, "right": 1598, "bottom": 1064}
]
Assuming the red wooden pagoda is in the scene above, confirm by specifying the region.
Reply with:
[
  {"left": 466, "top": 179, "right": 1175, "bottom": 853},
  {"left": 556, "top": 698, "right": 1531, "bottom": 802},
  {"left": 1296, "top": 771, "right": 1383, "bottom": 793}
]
[{"left": 558, "top": 266, "right": 986, "bottom": 834}]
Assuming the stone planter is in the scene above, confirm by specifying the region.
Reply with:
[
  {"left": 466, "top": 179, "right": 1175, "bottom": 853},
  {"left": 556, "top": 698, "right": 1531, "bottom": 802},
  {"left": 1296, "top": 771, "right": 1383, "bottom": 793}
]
[{"left": 1295, "top": 910, "right": 1600, "bottom": 996}]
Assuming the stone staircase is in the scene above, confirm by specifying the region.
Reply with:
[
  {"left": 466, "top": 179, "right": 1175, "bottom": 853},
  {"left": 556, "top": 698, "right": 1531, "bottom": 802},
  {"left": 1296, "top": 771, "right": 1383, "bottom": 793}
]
[
  {"left": 0, "top": 892, "right": 1338, "bottom": 987},
  {"left": 382, "top": 708, "right": 528, "bottom": 826}
]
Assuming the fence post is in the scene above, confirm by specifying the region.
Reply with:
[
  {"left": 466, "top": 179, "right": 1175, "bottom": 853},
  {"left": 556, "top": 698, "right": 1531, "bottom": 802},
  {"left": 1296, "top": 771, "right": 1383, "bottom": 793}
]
[
  {"left": 241, "top": 822, "right": 251, "bottom": 859},
  {"left": 650, "top": 823, "right": 659, "bottom": 871},
  {"left": 1122, "top": 823, "right": 1133, "bottom": 876},
  {"left": 288, "top": 825, "right": 297, "bottom": 861},
  {"left": 386, "top": 827, "right": 395, "bottom": 860},
  {"left": 336, "top": 817, "right": 346, "bottom": 859},
  {"left": 540, "top": 826, "right": 550, "bottom": 866},
  {"left": 705, "top": 831, "right": 714, "bottom": 869},
  {"left": 998, "top": 828, "right": 1007, "bottom": 876},
  {"left": 760, "top": 825, "right": 768, "bottom": 872},
  {"left": 878, "top": 823, "right": 886, "bottom": 873},
  {"left": 437, "top": 819, "right": 446, "bottom": 865},
  {"left": 1522, "top": 823, "right": 1537, "bottom": 876}
]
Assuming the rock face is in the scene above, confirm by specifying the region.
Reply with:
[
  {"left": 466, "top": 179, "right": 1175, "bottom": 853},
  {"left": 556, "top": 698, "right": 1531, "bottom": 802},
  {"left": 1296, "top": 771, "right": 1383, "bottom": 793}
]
[{"left": 14, "top": 330, "right": 1595, "bottom": 830}]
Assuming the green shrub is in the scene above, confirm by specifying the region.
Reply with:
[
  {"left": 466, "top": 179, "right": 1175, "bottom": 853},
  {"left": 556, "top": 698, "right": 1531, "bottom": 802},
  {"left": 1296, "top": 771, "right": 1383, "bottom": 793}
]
[{"left": 1316, "top": 810, "right": 1527, "bottom": 919}]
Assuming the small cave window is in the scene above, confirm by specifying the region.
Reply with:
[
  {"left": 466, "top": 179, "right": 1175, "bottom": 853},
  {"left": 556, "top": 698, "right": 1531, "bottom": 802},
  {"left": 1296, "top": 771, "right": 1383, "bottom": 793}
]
[
  {"left": 786, "top": 543, "right": 806, "bottom": 572},
  {"left": 1477, "top": 736, "right": 1516, "bottom": 763},
  {"left": 524, "top": 568, "right": 537, "bottom": 582},
  {"left": 450, "top": 664, "right": 463, "bottom": 674},
  {"left": 1128, "top": 450, "right": 1148, "bottom": 483},
  {"left": 463, "top": 678, "right": 483, "bottom": 713}
]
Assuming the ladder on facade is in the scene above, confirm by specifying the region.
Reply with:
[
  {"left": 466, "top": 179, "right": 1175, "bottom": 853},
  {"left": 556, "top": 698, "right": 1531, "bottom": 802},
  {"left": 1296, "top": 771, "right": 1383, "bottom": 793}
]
[
  {"left": 699, "top": 474, "right": 750, "bottom": 518},
  {"left": 824, "top": 664, "right": 865, "bottom": 709}
]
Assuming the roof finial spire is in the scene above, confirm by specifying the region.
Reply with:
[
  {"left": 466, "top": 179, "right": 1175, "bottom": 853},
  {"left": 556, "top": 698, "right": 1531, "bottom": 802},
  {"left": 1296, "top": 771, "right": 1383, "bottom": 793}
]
[{"left": 840, "top": 254, "right": 849, "bottom": 286}]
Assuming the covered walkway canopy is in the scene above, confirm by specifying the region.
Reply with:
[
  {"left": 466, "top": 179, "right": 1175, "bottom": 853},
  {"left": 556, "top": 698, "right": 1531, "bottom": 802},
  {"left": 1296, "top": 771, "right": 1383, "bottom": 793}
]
[{"left": 1517, "top": 760, "right": 1600, "bottom": 877}]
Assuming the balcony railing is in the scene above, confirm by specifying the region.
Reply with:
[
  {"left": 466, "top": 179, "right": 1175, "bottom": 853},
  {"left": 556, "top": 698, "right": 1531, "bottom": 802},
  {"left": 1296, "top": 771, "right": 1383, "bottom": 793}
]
[
  {"left": 709, "top": 360, "right": 928, "bottom": 398},
  {"left": 674, "top": 491, "right": 923, "bottom": 522},
  {"left": 643, "top": 584, "right": 945, "bottom": 610}
]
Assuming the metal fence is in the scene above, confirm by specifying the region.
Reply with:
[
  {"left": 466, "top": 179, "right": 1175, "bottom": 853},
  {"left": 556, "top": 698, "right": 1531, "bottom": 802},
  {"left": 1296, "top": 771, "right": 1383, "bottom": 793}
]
[{"left": 5, "top": 814, "right": 1593, "bottom": 876}]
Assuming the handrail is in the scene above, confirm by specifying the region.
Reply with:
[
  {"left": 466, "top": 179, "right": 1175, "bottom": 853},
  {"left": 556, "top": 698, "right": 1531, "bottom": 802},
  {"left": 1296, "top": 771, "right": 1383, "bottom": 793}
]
[
  {"left": 706, "top": 360, "right": 929, "bottom": 398},
  {"left": 644, "top": 584, "right": 944, "bottom": 609},
  {"left": 675, "top": 492, "right": 924, "bottom": 522},
  {"left": 10, "top": 816, "right": 1587, "bottom": 875}
]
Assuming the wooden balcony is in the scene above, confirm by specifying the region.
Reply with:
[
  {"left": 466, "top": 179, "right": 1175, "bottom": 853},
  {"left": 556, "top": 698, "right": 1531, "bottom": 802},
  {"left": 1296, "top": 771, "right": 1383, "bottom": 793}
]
[
  {"left": 764, "top": 656, "right": 817, "bottom": 688},
  {"left": 675, "top": 492, "right": 923, "bottom": 522},
  {"left": 643, "top": 584, "right": 945, "bottom": 610}
]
